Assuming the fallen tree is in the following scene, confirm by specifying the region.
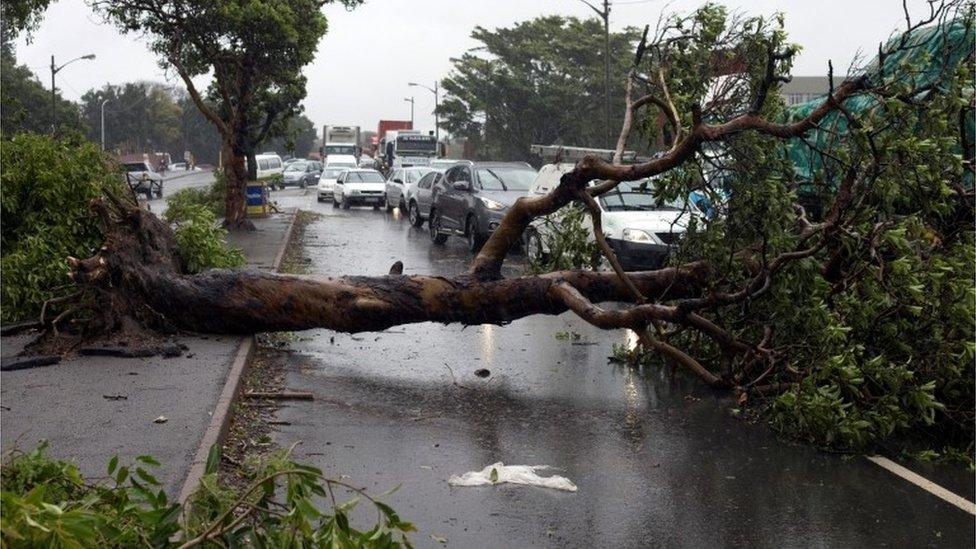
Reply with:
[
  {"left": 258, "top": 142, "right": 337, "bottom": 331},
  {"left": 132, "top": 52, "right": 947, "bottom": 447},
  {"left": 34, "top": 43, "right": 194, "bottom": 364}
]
[{"left": 29, "top": 2, "right": 976, "bottom": 453}]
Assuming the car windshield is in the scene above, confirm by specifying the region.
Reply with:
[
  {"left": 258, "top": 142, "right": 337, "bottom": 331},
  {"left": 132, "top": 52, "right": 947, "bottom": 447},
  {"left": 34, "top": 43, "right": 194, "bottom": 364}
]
[
  {"left": 405, "top": 169, "right": 430, "bottom": 183},
  {"left": 598, "top": 179, "right": 688, "bottom": 212},
  {"left": 323, "top": 168, "right": 344, "bottom": 179},
  {"left": 329, "top": 163, "right": 357, "bottom": 170},
  {"left": 476, "top": 167, "right": 535, "bottom": 191},
  {"left": 124, "top": 163, "right": 149, "bottom": 172},
  {"left": 345, "top": 171, "right": 384, "bottom": 183},
  {"left": 284, "top": 162, "right": 307, "bottom": 172},
  {"left": 325, "top": 145, "right": 357, "bottom": 155}
]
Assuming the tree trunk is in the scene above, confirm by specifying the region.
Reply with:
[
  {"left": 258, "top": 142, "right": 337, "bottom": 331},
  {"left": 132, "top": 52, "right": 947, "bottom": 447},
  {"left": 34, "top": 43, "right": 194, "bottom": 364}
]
[
  {"left": 53, "top": 196, "right": 709, "bottom": 343},
  {"left": 222, "top": 139, "right": 253, "bottom": 230},
  {"left": 246, "top": 150, "right": 258, "bottom": 182}
]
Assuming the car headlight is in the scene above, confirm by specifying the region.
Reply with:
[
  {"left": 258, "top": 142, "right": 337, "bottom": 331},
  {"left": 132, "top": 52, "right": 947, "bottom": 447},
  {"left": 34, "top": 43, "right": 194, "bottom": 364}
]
[
  {"left": 478, "top": 197, "right": 505, "bottom": 210},
  {"left": 621, "top": 228, "right": 662, "bottom": 244}
]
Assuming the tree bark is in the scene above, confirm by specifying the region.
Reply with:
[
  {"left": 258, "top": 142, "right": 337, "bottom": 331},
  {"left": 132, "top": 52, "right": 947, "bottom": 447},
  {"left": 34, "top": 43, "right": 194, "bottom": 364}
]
[
  {"left": 222, "top": 139, "right": 252, "bottom": 230},
  {"left": 60, "top": 196, "right": 710, "bottom": 339}
]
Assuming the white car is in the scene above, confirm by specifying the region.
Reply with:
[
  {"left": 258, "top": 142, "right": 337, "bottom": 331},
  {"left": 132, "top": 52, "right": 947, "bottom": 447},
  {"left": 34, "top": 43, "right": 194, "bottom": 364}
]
[
  {"left": 524, "top": 163, "right": 694, "bottom": 271},
  {"left": 332, "top": 169, "right": 386, "bottom": 210},
  {"left": 317, "top": 166, "right": 346, "bottom": 202},
  {"left": 384, "top": 166, "right": 432, "bottom": 212}
]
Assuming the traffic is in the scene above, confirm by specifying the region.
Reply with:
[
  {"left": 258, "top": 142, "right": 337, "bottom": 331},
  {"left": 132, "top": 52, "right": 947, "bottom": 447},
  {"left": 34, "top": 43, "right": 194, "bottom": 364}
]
[{"left": 256, "top": 123, "right": 700, "bottom": 268}]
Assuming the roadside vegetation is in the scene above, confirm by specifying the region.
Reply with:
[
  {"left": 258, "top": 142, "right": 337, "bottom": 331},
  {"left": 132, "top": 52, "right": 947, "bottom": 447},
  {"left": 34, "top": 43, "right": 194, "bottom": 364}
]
[
  {"left": 0, "top": 133, "right": 244, "bottom": 323},
  {"left": 0, "top": 443, "right": 414, "bottom": 547}
]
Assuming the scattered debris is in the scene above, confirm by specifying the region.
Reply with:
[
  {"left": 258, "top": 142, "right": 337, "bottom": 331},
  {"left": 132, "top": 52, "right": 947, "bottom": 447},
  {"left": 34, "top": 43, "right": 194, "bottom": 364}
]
[
  {"left": 448, "top": 462, "right": 578, "bottom": 492},
  {"left": 430, "top": 534, "right": 448, "bottom": 545},
  {"left": 78, "top": 342, "right": 183, "bottom": 358},
  {"left": 244, "top": 390, "right": 314, "bottom": 401},
  {"left": 0, "top": 320, "right": 42, "bottom": 336},
  {"left": 474, "top": 368, "right": 491, "bottom": 378},
  {"left": 102, "top": 394, "right": 128, "bottom": 400},
  {"left": 153, "top": 415, "right": 168, "bottom": 424},
  {"left": 0, "top": 355, "right": 61, "bottom": 372},
  {"left": 267, "top": 420, "right": 292, "bottom": 426}
]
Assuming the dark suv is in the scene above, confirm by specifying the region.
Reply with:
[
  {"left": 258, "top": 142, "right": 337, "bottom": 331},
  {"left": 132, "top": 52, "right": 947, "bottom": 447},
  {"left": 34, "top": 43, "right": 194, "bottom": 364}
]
[{"left": 428, "top": 162, "right": 537, "bottom": 251}]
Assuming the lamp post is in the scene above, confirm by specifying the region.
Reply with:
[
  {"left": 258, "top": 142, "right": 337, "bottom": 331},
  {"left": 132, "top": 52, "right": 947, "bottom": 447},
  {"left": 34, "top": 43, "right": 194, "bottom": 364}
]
[
  {"left": 404, "top": 96, "right": 415, "bottom": 125},
  {"left": 100, "top": 99, "right": 111, "bottom": 151},
  {"left": 408, "top": 81, "right": 439, "bottom": 144},
  {"left": 50, "top": 53, "right": 96, "bottom": 131}
]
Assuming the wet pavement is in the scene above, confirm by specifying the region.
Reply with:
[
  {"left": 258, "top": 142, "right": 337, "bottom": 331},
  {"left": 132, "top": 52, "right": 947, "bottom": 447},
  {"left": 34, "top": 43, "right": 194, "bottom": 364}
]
[{"left": 269, "top": 188, "right": 974, "bottom": 548}]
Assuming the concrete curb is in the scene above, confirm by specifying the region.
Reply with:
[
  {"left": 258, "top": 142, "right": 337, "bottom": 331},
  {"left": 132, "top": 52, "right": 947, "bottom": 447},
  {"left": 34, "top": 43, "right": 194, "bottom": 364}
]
[{"left": 176, "top": 210, "right": 298, "bottom": 505}]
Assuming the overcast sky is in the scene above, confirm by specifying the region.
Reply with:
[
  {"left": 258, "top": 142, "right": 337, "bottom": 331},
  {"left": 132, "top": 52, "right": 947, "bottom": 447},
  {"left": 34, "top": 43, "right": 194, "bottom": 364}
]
[{"left": 15, "top": 0, "right": 922, "bottom": 136}]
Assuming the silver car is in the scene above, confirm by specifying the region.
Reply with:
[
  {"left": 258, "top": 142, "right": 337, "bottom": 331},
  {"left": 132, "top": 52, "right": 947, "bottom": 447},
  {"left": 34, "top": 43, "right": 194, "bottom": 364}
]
[
  {"left": 405, "top": 169, "right": 445, "bottom": 227},
  {"left": 384, "top": 166, "right": 432, "bottom": 212}
]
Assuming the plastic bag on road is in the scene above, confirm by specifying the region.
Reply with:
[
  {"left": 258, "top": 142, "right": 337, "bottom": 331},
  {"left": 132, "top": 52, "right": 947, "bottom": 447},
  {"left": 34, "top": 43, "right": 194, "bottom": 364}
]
[{"left": 448, "top": 462, "right": 577, "bottom": 492}]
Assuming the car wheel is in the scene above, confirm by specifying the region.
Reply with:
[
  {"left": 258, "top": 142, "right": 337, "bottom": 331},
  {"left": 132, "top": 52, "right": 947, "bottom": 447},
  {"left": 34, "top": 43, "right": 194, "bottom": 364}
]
[
  {"left": 342, "top": 195, "right": 351, "bottom": 210},
  {"left": 331, "top": 196, "right": 338, "bottom": 208},
  {"left": 429, "top": 209, "right": 447, "bottom": 244},
  {"left": 399, "top": 199, "right": 407, "bottom": 212},
  {"left": 408, "top": 201, "right": 423, "bottom": 227},
  {"left": 466, "top": 215, "right": 485, "bottom": 253}
]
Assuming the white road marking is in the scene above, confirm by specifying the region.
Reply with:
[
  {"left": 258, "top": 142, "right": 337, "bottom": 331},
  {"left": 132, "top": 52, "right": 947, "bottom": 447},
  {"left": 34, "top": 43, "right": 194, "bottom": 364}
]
[{"left": 867, "top": 455, "right": 976, "bottom": 515}]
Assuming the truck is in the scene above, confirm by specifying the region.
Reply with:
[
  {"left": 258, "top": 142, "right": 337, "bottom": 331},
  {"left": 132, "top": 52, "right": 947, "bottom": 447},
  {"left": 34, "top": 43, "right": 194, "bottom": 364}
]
[
  {"left": 379, "top": 130, "right": 437, "bottom": 168},
  {"left": 322, "top": 125, "right": 361, "bottom": 159}
]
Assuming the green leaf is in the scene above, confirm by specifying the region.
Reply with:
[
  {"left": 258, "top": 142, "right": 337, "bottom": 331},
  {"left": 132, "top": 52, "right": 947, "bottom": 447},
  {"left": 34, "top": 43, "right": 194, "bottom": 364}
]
[{"left": 204, "top": 444, "right": 221, "bottom": 475}]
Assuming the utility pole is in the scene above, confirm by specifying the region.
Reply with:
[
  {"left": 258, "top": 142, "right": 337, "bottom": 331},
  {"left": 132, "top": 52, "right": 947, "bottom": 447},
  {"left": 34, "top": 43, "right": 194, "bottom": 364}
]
[
  {"left": 408, "top": 81, "right": 440, "bottom": 144},
  {"left": 404, "top": 96, "right": 415, "bottom": 126},
  {"left": 100, "top": 99, "right": 111, "bottom": 150},
  {"left": 579, "top": 0, "right": 612, "bottom": 148},
  {"left": 50, "top": 53, "right": 96, "bottom": 132}
]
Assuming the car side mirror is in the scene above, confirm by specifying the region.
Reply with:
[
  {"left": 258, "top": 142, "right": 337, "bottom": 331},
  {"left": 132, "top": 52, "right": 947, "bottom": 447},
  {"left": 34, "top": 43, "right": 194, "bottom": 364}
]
[
  {"left": 452, "top": 180, "right": 470, "bottom": 191},
  {"left": 393, "top": 178, "right": 403, "bottom": 184}
]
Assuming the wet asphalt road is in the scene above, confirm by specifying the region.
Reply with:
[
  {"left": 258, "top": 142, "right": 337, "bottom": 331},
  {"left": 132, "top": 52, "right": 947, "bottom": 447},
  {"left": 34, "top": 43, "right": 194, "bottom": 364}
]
[{"left": 268, "top": 188, "right": 973, "bottom": 548}]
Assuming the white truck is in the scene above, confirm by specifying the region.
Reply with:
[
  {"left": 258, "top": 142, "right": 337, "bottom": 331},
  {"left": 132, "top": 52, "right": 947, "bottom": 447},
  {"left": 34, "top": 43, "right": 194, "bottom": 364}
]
[
  {"left": 379, "top": 130, "right": 437, "bottom": 168},
  {"left": 322, "top": 125, "right": 361, "bottom": 159}
]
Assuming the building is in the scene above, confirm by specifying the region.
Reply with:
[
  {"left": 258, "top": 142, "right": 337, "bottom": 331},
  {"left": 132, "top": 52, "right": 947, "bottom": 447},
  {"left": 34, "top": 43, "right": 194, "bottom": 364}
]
[{"left": 780, "top": 76, "right": 830, "bottom": 106}]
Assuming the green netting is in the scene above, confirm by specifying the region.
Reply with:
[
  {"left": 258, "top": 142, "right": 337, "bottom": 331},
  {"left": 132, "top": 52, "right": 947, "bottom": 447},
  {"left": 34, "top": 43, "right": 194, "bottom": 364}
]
[{"left": 782, "top": 17, "right": 974, "bottom": 188}]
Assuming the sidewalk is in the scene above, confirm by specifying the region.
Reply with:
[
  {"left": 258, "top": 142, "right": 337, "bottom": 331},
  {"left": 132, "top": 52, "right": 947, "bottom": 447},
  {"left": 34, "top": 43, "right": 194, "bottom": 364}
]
[{"left": 0, "top": 211, "right": 295, "bottom": 495}]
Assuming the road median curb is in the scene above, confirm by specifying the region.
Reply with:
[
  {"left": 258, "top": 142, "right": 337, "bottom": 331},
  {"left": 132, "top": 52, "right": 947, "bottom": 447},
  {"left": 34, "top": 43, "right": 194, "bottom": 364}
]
[{"left": 176, "top": 209, "right": 298, "bottom": 505}]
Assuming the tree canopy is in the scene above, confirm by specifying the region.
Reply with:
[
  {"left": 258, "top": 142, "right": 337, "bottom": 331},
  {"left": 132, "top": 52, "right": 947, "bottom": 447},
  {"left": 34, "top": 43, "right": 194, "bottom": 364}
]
[
  {"left": 92, "top": 0, "right": 359, "bottom": 225},
  {"left": 438, "top": 16, "right": 640, "bottom": 161}
]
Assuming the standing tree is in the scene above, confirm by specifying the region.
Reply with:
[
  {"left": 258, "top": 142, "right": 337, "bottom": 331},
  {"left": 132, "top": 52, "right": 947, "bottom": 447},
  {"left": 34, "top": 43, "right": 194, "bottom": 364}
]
[
  {"left": 26, "top": 3, "right": 975, "bottom": 455},
  {"left": 80, "top": 82, "right": 183, "bottom": 154},
  {"left": 91, "top": 0, "right": 361, "bottom": 228},
  {"left": 438, "top": 16, "right": 640, "bottom": 161}
]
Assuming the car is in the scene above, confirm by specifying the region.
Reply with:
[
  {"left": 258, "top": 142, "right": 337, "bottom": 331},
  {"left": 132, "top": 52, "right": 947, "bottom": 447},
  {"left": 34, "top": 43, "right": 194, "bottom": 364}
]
[
  {"left": 168, "top": 162, "right": 187, "bottom": 171},
  {"left": 405, "top": 169, "right": 445, "bottom": 227},
  {"left": 358, "top": 155, "right": 375, "bottom": 168},
  {"left": 427, "top": 161, "right": 537, "bottom": 251},
  {"left": 281, "top": 160, "right": 322, "bottom": 188},
  {"left": 325, "top": 154, "right": 358, "bottom": 168},
  {"left": 253, "top": 153, "right": 284, "bottom": 184},
  {"left": 122, "top": 161, "right": 163, "bottom": 199},
  {"left": 523, "top": 162, "right": 693, "bottom": 270},
  {"left": 316, "top": 166, "right": 346, "bottom": 202},
  {"left": 332, "top": 169, "right": 386, "bottom": 209},
  {"left": 384, "top": 166, "right": 432, "bottom": 212}
]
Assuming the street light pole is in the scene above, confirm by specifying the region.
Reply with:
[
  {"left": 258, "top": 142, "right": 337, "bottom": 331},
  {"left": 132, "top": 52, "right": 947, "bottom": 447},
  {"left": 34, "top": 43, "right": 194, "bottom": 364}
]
[
  {"left": 50, "top": 53, "right": 96, "bottom": 131},
  {"left": 408, "top": 81, "right": 440, "bottom": 144},
  {"left": 404, "top": 96, "right": 415, "bottom": 125},
  {"left": 100, "top": 99, "right": 111, "bottom": 151}
]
